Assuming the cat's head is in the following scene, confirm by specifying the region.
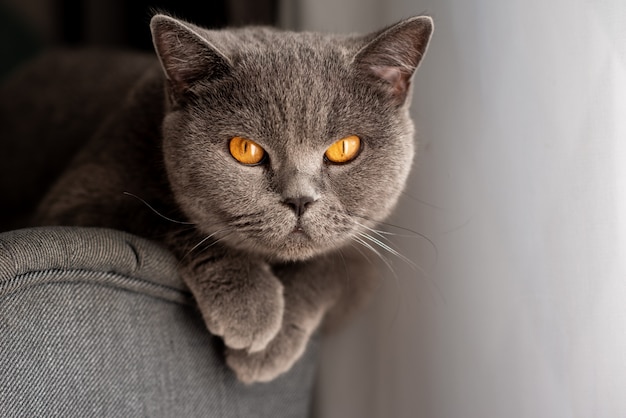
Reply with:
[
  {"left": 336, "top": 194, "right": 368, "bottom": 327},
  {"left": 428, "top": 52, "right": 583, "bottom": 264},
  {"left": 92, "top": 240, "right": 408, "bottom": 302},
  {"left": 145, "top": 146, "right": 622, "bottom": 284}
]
[{"left": 150, "top": 14, "right": 432, "bottom": 261}]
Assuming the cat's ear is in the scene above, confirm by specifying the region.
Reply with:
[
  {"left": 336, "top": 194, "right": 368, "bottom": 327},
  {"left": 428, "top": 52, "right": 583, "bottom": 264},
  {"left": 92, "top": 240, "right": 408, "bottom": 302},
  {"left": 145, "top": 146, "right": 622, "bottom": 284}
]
[
  {"left": 150, "top": 15, "right": 231, "bottom": 98},
  {"left": 355, "top": 16, "right": 433, "bottom": 106}
]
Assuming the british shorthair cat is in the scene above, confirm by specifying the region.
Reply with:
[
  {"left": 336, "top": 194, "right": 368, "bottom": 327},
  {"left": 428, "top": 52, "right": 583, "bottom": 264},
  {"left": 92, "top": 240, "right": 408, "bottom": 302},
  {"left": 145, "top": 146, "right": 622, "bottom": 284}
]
[{"left": 25, "top": 14, "right": 433, "bottom": 383}]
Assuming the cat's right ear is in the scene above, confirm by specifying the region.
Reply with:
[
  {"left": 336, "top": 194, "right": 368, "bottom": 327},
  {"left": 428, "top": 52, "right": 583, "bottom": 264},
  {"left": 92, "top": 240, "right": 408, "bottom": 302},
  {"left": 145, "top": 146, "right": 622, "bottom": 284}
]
[
  {"left": 150, "top": 15, "right": 231, "bottom": 99},
  {"left": 355, "top": 16, "right": 433, "bottom": 107}
]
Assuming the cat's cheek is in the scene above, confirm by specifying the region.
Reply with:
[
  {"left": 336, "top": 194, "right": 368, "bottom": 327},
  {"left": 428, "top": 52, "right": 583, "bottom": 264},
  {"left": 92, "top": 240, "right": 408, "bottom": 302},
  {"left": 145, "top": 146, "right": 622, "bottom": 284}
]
[
  {"left": 324, "top": 164, "right": 388, "bottom": 220},
  {"left": 365, "top": 144, "right": 414, "bottom": 218}
]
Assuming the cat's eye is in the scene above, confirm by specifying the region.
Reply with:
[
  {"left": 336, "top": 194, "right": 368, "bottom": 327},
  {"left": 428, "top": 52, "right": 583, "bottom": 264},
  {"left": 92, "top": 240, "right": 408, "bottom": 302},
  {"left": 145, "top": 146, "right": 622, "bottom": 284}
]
[
  {"left": 229, "top": 137, "right": 266, "bottom": 165},
  {"left": 324, "top": 135, "right": 361, "bottom": 164}
]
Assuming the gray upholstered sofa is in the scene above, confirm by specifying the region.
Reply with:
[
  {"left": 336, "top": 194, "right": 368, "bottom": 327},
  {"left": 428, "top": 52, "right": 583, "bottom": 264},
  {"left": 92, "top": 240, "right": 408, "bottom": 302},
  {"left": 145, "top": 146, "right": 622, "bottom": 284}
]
[{"left": 0, "top": 226, "right": 318, "bottom": 417}]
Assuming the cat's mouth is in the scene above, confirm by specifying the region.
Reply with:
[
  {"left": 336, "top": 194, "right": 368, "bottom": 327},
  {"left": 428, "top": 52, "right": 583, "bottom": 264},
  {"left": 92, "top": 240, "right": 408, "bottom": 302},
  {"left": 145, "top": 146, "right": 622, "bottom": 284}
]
[
  {"left": 287, "top": 223, "right": 311, "bottom": 242},
  {"left": 271, "top": 219, "right": 324, "bottom": 259},
  {"left": 215, "top": 209, "right": 353, "bottom": 261},
  {"left": 290, "top": 223, "right": 306, "bottom": 234}
]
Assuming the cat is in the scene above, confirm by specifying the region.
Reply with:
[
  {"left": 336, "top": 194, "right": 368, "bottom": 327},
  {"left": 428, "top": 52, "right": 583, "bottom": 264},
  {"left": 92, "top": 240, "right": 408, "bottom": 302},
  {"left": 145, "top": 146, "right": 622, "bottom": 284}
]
[{"left": 21, "top": 13, "right": 433, "bottom": 383}]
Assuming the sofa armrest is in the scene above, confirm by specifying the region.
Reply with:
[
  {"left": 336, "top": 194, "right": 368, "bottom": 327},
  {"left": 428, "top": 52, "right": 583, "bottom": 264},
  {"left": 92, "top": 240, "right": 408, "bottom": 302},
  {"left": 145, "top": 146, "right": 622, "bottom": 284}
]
[{"left": 0, "top": 226, "right": 317, "bottom": 417}]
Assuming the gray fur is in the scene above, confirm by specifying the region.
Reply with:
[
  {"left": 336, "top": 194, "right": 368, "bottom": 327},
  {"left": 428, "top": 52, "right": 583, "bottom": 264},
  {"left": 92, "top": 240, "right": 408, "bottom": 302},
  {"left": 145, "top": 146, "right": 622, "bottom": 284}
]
[{"left": 21, "top": 14, "right": 433, "bottom": 383}]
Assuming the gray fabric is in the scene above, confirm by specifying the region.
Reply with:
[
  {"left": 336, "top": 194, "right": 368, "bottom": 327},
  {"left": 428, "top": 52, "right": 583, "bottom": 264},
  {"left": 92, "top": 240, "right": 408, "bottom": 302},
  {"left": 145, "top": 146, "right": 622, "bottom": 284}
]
[{"left": 0, "top": 227, "right": 317, "bottom": 417}]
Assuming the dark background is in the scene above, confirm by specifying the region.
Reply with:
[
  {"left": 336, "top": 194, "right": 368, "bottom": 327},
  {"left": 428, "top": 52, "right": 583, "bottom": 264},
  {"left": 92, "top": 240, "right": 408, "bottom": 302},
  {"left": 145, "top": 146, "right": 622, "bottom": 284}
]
[
  {"left": 54, "top": 0, "right": 278, "bottom": 49},
  {"left": 1, "top": 0, "right": 278, "bottom": 77}
]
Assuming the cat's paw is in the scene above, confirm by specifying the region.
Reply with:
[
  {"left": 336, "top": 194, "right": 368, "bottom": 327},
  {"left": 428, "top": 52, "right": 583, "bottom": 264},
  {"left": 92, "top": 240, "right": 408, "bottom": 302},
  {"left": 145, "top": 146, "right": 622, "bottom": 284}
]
[
  {"left": 225, "top": 323, "right": 310, "bottom": 384},
  {"left": 193, "top": 262, "right": 285, "bottom": 353},
  {"left": 225, "top": 304, "right": 326, "bottom": 384}
]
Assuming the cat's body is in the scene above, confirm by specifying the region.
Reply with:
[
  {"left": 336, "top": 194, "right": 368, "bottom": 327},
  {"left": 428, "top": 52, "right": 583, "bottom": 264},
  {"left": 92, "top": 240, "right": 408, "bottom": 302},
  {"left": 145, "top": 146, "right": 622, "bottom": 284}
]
[{"left": 4, "top": 15, "right": 432, "bottom": 383}]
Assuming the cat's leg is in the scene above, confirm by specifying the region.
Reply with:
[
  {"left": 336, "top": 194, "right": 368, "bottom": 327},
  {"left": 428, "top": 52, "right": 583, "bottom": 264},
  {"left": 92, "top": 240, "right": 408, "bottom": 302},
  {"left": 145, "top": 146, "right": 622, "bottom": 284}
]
[
  {"left": 226, "top": 247, "right": 378, "bottom": 383},
  {"left": 177, "top": 242, "right": 285, "bottom": 353}
]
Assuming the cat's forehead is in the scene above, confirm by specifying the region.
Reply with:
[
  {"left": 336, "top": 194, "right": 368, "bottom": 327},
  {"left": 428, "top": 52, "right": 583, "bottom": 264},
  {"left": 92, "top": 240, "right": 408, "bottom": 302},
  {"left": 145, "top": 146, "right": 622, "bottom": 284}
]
[
  {"left": 227, "top": 28, "right": 357, "bottom": 52},
  {"left": 212, "top": 32, "right": 358, "bottom": 127},
  {"left": 191, "top": 27, "right": 401, "bottom": 148},
  {"left": 227, "top": 29, "right": 356, "bottom": 73}
]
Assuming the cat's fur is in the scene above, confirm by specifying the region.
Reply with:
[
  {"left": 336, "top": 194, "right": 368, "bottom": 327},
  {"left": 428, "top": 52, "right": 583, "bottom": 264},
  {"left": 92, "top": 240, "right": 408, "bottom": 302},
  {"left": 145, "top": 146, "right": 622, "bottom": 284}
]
[{"left": 16, "top": 14, "right": 432, "bottom": 383}]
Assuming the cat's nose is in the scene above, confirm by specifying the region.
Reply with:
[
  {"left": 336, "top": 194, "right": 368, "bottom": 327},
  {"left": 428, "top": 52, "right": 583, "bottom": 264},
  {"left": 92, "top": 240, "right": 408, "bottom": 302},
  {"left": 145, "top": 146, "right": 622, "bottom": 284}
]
[{"left": 283, "top": 196, "right": 315, "bottom": 217}]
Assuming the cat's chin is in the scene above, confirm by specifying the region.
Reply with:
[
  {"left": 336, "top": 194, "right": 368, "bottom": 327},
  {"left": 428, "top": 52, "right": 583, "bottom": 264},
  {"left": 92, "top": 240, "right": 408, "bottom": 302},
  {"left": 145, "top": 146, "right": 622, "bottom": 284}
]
[
  {"left": 258, "top": 237, "right": 329, "bottom": 262},
  {"left": 276, "top": 230, "right": 328, "bottom": 261},
  {"left": 230, "top": 229, "right": 344, "bottom": 262}
]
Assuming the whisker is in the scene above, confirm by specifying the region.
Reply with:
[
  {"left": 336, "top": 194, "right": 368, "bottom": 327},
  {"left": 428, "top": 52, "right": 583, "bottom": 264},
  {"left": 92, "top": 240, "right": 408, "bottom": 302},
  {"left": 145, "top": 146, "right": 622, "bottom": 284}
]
[
  {"left": 351, "top": 236, "right": 398, "bottom": 282},
  {"left": 175, "top": 230, "right": 242, "bottom": 271},
  {"left": 356, "top": 227, "right": 424, "bottom": 239},
  {"left": 351, "top": 236, "right": 403, "bottom": 326},
  {"left": 195, "top": 231, "right": 239, "bottom": 254},
  {"left": 357, "top": 231, "right": 426, "bottom": 277},
  {"left": 345, "top": 211, "right": 439, "bottom": 267},
  {"left": 347, "top": 243, "right": 389, "bottom": 297},
  {"left": 191, "top": 228, "right": 233, "bottom": 253},
  {"left": 202, "top": 232, "right": 256, "bottom": 258},
  {"left": 441, "top": 215, "right": 473, "bottom": 235},
  {"left": 349, "top": 242, "right": 376, "bottom": 267},
  {"left": 354, "top": 221, "right": 424, "bottom": 270},
  {"left": 352, "top": 221, "right": 444, "bottom": 304},
  {"left": 354, "top": 222, "right": 395, "bottom": 244},
  {"left": 399, "top": 191, "right": 444, "bottom": 210},
  {"left": 123, "top": 191, "right": 194, "bottom": 225},
  {"left": 180, "top": 228, "right": 233, "bottom": 263},
  {"left": 337, "top": 248, "right": 351, "bottom": 289}
]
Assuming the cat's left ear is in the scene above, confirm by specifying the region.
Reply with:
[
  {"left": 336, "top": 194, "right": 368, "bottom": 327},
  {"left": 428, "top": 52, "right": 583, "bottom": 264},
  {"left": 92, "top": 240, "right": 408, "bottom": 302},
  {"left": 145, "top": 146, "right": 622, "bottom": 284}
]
[
  {"left": 355, "top": 16, "right": 433, "bottom": 106},
  {"left": 150, "top": 15, "right": 231, "bottom": 100}
]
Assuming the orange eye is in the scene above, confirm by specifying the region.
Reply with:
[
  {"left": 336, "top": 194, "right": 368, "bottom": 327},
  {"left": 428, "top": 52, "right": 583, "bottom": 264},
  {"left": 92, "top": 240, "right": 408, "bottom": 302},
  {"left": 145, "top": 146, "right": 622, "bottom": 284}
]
[
  {"left": 324, "top": 135, "right": 361, "bottom": 164},
  {"left": 229, "top": 137, "right": 266, "bottom": 165}
]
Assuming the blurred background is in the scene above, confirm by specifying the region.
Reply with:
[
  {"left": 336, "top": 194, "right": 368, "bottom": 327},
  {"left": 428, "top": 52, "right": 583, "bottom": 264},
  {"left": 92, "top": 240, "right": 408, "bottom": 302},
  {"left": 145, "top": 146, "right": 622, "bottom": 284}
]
[
  {"left": 0, "top": 0, "right": 277, "bottom": 77},
  {"left": 3, "top": 0, "right": 626, "bottom": 417}
]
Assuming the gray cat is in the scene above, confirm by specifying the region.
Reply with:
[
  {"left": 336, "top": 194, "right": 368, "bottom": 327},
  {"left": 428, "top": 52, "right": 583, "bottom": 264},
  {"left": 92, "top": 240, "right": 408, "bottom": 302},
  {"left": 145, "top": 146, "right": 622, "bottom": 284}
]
[{"left": 14, "top": 14, "right": 433, "bottom": 383}]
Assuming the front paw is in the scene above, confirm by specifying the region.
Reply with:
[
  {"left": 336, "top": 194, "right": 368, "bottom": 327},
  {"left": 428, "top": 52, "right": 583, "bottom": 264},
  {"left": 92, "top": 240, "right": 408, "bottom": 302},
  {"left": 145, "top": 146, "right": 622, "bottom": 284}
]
[
  {"left": 226, "top": 305, "right": 326, "bottom": 384},
  {"left": 225, "top": 323, "right": 310, "bottom": 384},
  {"left": 186, "top": 260, "right": 285, "bottom": 353}
]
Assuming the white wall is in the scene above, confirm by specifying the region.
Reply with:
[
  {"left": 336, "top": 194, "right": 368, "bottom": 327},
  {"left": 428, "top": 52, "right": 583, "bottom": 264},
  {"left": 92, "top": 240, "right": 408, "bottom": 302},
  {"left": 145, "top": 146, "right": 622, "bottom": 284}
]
[{"left": 292, "top": 1, "right": 626, "bottom": 417}]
